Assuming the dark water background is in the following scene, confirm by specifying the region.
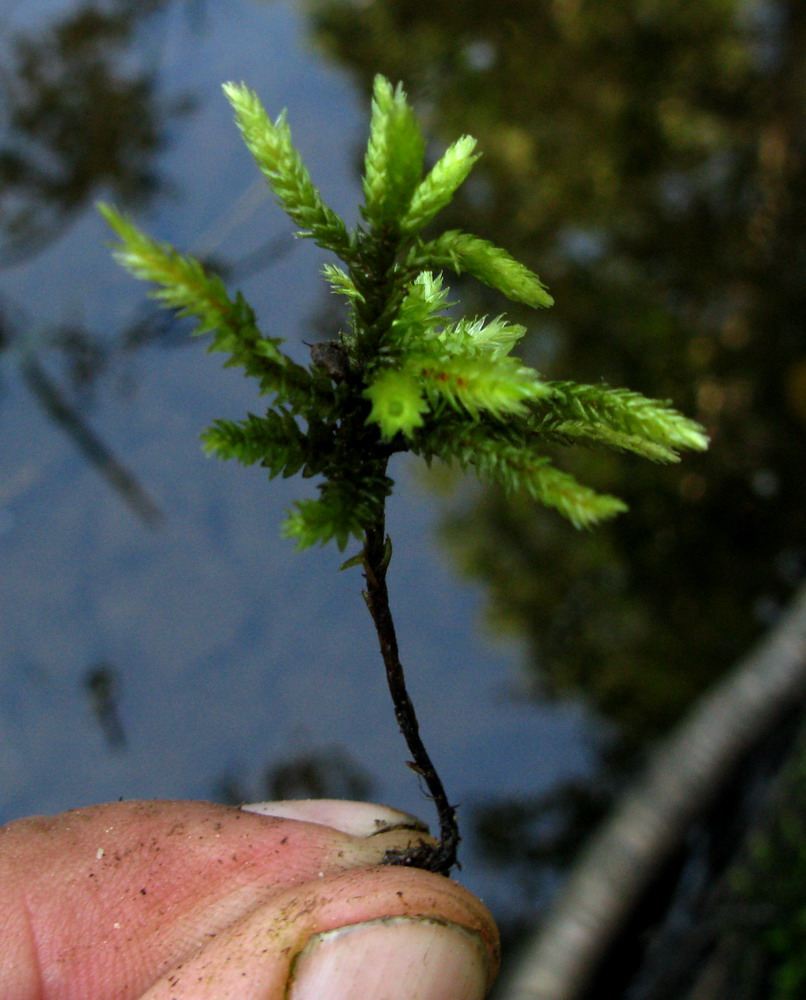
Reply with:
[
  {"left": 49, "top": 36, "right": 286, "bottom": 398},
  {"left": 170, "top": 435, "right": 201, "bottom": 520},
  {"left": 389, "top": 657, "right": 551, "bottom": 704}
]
[{"left": 2, "top": 0, "right": 805, "bottom": 970}]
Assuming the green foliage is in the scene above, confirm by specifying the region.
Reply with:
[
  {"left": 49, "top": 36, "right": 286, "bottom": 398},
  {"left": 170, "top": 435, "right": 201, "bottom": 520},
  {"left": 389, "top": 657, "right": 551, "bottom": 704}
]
[
  {"left": 725, "top": 737, "right": 806, "bottom": 1000},
  {"left": 101, "top": 74, "right": 706, "bottom": 550},
  {"left": 222, "top": 82, "right": 350, "bottom": 255},
  {"left": 202, "top": 410, "right": 309, "bottom": 478},
  {"left": 534, "top": 381, "right": 710, "bottom": 463},
  {"left": 97, "top": 204, "right": 322, "bottom": 415},
  {"left": 399, "top": 136, "right": 479, "bottom": 234},
  {"left": 363, "top": 76, "right": 426, "bottom": 227},
  {"left": 412, "top": 231, "right": 554, "bottom": 308}
]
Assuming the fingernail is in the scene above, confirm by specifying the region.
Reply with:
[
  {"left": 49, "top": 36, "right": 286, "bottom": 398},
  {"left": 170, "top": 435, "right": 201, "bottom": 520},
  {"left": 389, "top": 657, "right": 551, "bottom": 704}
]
[
  {"left": 241, "top": 799, "right": 429, "bottom": 838},
  {"left": 289, "top": 917, "right": 488, "bottom": 1000}
]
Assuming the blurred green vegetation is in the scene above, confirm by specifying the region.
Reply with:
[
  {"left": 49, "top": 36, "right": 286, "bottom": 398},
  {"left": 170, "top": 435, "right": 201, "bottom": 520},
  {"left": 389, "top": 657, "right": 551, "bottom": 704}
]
[
  {"left": 668, "top": 723, "right": 806, "bottom": 1000},
  {"left": 742, "top": 751, "right": 806, "bottom": 1000}
]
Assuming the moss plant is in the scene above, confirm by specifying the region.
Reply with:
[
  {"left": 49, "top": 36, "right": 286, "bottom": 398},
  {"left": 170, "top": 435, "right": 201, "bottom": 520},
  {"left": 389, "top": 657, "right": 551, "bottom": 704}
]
[{"left": 100, "top": 75, "right": 707, "bottom": 875}]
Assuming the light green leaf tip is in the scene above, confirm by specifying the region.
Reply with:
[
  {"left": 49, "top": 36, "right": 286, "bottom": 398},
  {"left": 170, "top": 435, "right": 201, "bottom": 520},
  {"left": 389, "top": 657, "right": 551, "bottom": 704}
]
[
  {"left": 362, "top": 75, "right": 426, "bottom": 226},
  {"left": 364, "top": 368, "right": 429, "bottom": 439},
  {"left": 400, "top": 135, "right": 480, "bottom": 234},
  {"left": 222, "top": 81, "right": 348, "bottom": 252}
]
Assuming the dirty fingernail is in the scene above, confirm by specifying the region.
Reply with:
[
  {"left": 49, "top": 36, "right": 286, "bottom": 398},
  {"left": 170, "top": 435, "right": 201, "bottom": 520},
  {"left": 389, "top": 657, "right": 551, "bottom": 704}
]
[
  {"left": 289, "top": 916, "right": 489, "bottom": 1000},
  {"left": 241, "top": 799, "right": 429, "bottom": 838}
]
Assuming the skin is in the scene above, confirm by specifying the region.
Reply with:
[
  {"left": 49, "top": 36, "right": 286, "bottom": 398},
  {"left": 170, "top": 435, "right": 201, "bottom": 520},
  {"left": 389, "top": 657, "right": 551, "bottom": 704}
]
[{"left": 0, "top": 799, "right": 499, "bottom": 999}]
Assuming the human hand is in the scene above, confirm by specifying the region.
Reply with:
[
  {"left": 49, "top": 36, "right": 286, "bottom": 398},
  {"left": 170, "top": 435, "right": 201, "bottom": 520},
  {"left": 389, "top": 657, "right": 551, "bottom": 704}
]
[{"left": 0, "top": 798, "right": 499, "bottom": 999}]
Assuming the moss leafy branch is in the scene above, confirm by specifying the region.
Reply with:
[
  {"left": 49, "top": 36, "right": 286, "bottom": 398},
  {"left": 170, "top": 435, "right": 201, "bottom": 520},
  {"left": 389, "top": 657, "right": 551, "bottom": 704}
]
[{"left": 101, "top": 74, "right": 707, "bottom": 875}]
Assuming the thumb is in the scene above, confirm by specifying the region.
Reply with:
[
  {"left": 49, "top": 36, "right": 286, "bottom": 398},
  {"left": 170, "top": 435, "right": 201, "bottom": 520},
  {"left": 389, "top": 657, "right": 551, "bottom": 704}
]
[{"left": 141, "top": 863, "right": 495, "bottom": 1000}]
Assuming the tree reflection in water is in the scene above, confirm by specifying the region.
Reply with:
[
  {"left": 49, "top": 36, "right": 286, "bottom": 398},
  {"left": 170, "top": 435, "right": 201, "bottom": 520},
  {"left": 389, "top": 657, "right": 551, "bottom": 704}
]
[{"left": 0, "top": 0, "right": 198, "bottom": 521}]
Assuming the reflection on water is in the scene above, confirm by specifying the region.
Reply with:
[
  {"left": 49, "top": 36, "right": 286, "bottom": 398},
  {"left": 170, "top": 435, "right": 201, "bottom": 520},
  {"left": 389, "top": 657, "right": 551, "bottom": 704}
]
[
  {"left": 0, "top": 0, "right": 187, "bottom": 523},
  {"left": 84, "top": 660, "right": 126, "bottom": 749},
  {"left": 0, "top": 0, "right": 187, "bottom": 267},
  {"left": 219, "top": 742, "right": 374, "bottom": 805},
  {"left": 19, "top": 349, "right": 163, "bottom": 525},
  {"left": 3, "top": 0, "right": 806, "bottom": 992}
]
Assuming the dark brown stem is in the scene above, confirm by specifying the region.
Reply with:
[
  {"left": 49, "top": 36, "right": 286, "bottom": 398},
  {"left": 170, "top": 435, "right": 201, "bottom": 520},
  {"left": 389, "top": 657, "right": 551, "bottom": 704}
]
[{"left": 361, "top": 518, "right": 460, "bottom": 876}]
